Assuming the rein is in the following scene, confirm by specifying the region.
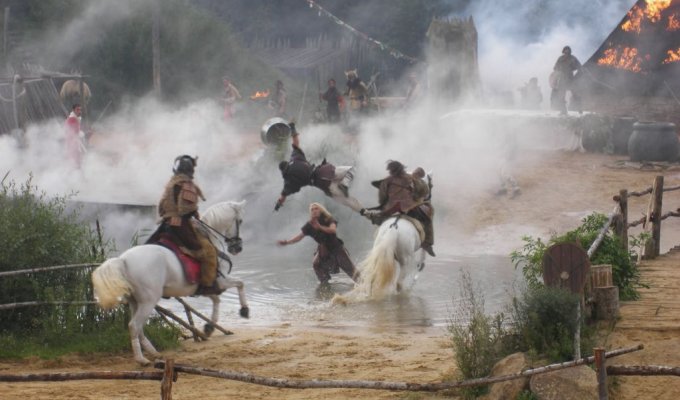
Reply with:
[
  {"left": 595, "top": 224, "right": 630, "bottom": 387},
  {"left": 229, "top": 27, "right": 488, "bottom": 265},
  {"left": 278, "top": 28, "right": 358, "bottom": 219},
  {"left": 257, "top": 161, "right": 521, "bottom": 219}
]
[{"left": 194, "top": 208, "right": 241, "bottom": 274}]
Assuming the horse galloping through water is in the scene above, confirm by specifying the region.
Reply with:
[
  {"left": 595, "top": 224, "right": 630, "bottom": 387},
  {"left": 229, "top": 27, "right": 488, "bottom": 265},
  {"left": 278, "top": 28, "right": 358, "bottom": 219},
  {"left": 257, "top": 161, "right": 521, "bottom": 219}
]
[
  {"left": 92, "top": 200, "right": 248, "bottom": 365},
  {"left": 333, "top": 215, "right": 426, "bottom": 304}
]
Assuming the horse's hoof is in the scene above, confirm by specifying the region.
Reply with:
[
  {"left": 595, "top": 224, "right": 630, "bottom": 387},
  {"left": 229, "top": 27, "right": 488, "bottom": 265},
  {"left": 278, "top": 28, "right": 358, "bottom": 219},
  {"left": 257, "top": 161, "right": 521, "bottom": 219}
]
[
  {"left": 136, "top": 358, "right": 151, "bottom": 366},
  {"left": 204, "top": 323, "right": 215, "bottom": 337},
  {"left": 240, "top": 307, "right": 250, "bottom": 319}
]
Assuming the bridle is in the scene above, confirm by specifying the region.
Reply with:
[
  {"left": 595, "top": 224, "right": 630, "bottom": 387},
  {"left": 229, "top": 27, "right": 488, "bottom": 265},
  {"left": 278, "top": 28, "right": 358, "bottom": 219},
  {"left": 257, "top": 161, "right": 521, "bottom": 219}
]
[{"left": 195, "top": 205, "right": 243, "bottom": 274}]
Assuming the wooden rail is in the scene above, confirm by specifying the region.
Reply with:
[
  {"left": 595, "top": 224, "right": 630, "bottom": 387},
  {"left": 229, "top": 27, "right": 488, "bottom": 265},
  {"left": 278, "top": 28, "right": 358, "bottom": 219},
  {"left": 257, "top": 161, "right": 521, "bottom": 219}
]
[
  {"left": 0, "top": 263, "right": 97, "bottom": 277},
  {"left": 3, "top": 345, "right": 677, "bottom": 398},
  {"left": 613, "top": 175, "right": 680, "bottom": 259}
]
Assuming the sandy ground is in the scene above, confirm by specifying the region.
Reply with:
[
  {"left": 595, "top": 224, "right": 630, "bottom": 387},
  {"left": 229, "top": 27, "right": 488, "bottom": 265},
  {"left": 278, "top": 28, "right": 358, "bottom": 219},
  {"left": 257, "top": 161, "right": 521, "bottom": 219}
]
[{"left": 2, "top": 149, "right": 680, "bottom": 399}]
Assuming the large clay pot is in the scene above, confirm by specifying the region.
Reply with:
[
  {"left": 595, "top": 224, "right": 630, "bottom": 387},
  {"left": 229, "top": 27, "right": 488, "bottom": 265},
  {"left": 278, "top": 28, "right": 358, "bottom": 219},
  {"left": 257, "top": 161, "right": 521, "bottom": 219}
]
[
  {"left": 612, "top": 117, "right": 636, "bottom": 155},
  {"left": 260, "top": 117, "right": 291, "bottom": 146},
  {"left": 628, "top": 122, "right": 679, "bottom": 162}
]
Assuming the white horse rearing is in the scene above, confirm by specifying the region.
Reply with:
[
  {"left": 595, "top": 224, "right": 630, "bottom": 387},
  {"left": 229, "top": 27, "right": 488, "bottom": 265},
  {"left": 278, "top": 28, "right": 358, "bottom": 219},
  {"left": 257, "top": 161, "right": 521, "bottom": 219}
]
[
  {"left": 92, "top": 200, "right": 248, "bottom": 365},
  {"left": 333, "top": 215, "right": 426, "bottom": 304}
]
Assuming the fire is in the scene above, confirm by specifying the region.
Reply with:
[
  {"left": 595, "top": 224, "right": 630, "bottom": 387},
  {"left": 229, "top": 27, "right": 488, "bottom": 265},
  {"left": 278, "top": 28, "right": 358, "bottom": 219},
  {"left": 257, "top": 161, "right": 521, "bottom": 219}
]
[
  {"left": 621, "top": 0, "right": 672, "bottom": 33},
  {"left": 644, "top": 0, "right": 672, "bottom": 22},
  {"left": 663, "top": 48, "right": 680, "bottom": 64},
  {"left": 668, "top": 13, "right": 680, "bottom": 31},
  {"left": 622, "top": 5, "right": 644, "bottom": 33},
  {"left": 250, "top": 89, "right": 270, "bottom": 100},
  {"left": 597, "top": 47, "right": 643, "bottom": 72}
]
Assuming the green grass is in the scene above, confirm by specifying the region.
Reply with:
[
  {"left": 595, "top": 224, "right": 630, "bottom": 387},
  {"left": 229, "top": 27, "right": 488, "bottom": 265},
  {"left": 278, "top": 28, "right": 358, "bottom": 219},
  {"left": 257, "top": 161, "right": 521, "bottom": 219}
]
[{"left": 0, "top": 315, "right": 180, "bottom": 360}]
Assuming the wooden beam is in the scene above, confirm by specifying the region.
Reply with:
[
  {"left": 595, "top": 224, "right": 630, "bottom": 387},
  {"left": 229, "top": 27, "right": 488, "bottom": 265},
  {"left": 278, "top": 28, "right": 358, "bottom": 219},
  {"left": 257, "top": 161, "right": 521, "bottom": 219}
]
[
  {"left": 607, "top": 365, "right": 680, "bottom": 376},
  {"left": 595, "top": 348, "right": 608, "bottom": 400},
  {"left": 154, "top": 305, "right": 208, "bottom": 341},
  {"left": 0, "top": 371, "right": 163, "bottom": 382},
  {"left": 153, "top": 344, "right": 643, "bottom": 392},
  {"left": 152, "top": 0, "right": 161, "bottom": 97},
  {"left": 174, "top": 297, "right": 233, "bottom": 336}
]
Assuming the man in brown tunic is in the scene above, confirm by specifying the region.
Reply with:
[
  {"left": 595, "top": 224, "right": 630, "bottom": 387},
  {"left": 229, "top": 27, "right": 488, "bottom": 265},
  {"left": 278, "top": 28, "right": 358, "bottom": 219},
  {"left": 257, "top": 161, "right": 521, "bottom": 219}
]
[
  {"left": 363, "top": 160, "right": 435, "bottom": 257},
  {"left": 156, "top": 155, "right": 218, "bottom": 288}
]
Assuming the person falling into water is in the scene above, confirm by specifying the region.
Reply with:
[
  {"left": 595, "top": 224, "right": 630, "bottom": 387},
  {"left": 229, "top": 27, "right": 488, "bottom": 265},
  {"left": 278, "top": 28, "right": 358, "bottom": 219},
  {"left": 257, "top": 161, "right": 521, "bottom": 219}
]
[
  {"left": 275, "top": 122, "right": 363, "bottom": 212},
  {"left": 278, "top": 202, "right": 359, "bottom": 285}
]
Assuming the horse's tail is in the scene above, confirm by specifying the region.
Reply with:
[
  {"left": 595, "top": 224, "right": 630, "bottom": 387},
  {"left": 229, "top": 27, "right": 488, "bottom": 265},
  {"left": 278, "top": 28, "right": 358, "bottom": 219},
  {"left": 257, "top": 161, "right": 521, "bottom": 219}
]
[
  {"left": 91, "top": 257, "right": 131, "bottom": 309},
  {"left": 333, "top": 226, "right": 398, "bottom": 305}
]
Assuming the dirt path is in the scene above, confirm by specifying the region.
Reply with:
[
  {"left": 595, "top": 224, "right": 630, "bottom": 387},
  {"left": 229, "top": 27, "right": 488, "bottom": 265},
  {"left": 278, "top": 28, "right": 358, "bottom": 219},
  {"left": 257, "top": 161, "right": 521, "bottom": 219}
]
[{"left": 605, "top": 247, "right": 680, "bottom": 400}]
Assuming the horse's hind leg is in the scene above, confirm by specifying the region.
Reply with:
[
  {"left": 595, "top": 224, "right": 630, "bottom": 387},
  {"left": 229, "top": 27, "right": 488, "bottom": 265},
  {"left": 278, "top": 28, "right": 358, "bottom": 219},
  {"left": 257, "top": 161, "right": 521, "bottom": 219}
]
[{"left": 128, "top": 300, "right": 156, "bottom": 365}]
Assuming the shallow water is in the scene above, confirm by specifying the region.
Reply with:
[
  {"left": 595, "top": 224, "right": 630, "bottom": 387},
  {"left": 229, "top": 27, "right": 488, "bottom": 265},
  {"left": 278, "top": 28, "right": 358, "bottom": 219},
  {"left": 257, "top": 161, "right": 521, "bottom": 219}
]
[{"left": 163, "top": 242, "right": 522, "bottom": 331}]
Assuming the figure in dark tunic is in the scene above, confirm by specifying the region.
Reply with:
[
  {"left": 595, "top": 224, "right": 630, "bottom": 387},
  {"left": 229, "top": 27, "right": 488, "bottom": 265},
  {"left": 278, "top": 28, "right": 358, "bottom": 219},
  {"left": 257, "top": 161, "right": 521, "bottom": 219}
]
[
  {"left": 278, "top": 203, "right": 359, "bottom": 284},
  {"left": 551, "top": 46, "right": 581, "bottom": 115},
  {"left": 321, "top": 78, "right": 342, "bottom": 123},
  {"left": 275, "top": 123, "right": 363, "bottom": 212}
]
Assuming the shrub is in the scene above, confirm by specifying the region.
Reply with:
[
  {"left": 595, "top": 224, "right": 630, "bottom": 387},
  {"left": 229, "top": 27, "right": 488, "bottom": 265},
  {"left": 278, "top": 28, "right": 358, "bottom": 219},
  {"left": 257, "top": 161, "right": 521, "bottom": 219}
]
[
  {"left": 448, "top": 271, "right": 508, "bottom": 397},
  {"left": 511, "top": 212, "right": 643, "bottom": 300},
  {"left": 509, "top": 285, "right": 593, "bottom": 362},
  {"left": 0, "top": 176, "right": 180, "bottom": 358}
]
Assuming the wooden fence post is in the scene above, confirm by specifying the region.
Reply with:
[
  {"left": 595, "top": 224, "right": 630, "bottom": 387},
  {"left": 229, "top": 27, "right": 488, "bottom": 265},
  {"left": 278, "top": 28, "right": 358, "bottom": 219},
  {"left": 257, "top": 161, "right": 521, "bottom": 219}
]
[
  {"left": 595, "top": 347, "right": 608, "bottom": 400},
  {"left": 651, "top": 176, "right": 663, "bottom": 258},
  {"left": 161, "top": 358, "right": 175, "bottom": 400},
  {"left": 615, "top": 189, "right": 628, "bottom": 254}
]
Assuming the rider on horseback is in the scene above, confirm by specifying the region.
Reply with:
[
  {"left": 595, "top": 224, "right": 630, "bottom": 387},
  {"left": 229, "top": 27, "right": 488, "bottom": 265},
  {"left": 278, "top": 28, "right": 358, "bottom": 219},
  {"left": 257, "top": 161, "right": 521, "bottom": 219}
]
[
  {"left": 275, "top": 123, "right": 362, "bottom": 212},
  {"left": 155, "top": 155, "right": 219, "bottom": 290},
  {"left": 361, "top": 160, "right": 436, "bottom": 257}
]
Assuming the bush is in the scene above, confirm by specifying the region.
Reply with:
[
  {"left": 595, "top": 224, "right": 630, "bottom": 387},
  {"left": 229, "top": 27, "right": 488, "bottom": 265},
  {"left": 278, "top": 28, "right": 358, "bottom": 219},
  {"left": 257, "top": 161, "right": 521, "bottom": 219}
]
[
  {"left": 448, "top": 271, "right": 509, "bottom": 397},
  {"left": 0, "top": 176, "right": 180, "bottom": 358},
  {"left": 508, "top": 286, "right": 590, "bottom": 362},
  {"left": 511, "top": 212, "right": 643, "bottom": 300}
]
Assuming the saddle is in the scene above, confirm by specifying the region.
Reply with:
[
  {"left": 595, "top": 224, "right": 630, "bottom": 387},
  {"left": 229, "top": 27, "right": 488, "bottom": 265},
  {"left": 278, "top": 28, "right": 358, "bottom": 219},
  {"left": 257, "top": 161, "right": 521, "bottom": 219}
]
[{"left": 155, "top": 234, "right": 201, "bottom": 284}]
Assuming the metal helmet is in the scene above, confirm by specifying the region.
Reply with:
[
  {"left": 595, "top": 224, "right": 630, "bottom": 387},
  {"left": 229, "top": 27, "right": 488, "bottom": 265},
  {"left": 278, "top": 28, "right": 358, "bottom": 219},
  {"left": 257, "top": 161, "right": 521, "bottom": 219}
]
[
  {"left": 562, "top": 46, "right": 572, "bottom": 55},
  {"left": 173, "top": 155, "right": 197, "bottom": 177}
]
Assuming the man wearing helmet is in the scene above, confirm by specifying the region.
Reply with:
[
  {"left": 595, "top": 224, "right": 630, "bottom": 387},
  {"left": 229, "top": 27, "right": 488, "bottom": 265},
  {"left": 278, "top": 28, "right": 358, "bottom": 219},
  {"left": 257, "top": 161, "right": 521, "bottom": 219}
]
[
  {"left": 275, "top": 123, "right": 363, "bottom": 212},
  {"left": 155, "top": 155, "right": 218, "bottom": 290},
  {"left": 551, "top": 45, "right": 582, "bottom": 115},
  {"left": 362, "top": 160, "right": 435, "bottom": 257}
]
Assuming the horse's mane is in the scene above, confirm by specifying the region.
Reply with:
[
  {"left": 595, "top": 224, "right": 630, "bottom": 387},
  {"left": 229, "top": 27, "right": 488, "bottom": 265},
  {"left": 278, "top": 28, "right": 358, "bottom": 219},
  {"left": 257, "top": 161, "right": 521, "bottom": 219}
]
[{"left": 202, "top": 201, "right": 246, "bottom": 228}]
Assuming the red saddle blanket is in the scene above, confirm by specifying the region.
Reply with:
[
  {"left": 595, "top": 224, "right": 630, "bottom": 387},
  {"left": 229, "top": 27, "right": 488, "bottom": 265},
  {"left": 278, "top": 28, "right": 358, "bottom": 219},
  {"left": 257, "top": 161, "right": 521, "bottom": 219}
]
[{"left": 157, "top": 236, "right": 201, "bottom": 284}]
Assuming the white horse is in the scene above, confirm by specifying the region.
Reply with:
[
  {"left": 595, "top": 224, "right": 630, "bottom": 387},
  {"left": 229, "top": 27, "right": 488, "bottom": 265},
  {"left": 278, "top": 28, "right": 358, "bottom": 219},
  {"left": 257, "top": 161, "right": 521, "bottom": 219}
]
[
  {"left": 333, "top": 215, "right": 426, "bottom": 304},
  {"left": 92, "top": 200, "right": 248, "bottom": 365}
]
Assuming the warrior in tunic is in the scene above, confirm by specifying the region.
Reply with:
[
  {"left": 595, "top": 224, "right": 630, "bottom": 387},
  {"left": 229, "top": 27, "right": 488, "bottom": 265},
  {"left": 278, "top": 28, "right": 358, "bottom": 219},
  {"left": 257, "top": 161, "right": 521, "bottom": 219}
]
[
  {"left": 362, "top": 160, "right": 436, "bottom": 257},
  {"left": 278, "top": 202, "right": 359, "bottom": 284},
  {"left": 152, "top": 155, "right": 218, "bottom": 289}
]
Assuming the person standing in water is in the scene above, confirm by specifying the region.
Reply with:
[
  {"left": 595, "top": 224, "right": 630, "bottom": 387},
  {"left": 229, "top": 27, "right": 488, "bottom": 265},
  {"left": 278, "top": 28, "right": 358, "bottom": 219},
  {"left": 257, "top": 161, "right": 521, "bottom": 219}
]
[{"left": 278, "top": 202, "right": 359, "bottom": 284}]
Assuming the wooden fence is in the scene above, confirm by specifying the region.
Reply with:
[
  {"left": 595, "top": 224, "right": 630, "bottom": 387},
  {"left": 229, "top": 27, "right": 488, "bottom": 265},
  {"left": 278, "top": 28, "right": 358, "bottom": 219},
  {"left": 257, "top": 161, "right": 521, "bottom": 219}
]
[
  {"left": 2, "top": 344, "right": 672, "bottom": 400},
  {"left": 613, "top": 175, "right": 680, "bottom": 259}
]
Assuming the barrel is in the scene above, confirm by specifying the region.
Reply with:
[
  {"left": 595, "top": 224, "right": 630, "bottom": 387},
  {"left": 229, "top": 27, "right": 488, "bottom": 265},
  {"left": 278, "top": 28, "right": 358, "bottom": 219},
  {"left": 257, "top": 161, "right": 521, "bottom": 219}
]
[
  {"left": 591, "top": 264, "right": 613, "bottom": 288},
  {"left": 611, "top": 117, "right": 636, "bottom": 155},
  {"left": 628, "top": 121, "right": 679, "bottom": 162},
  {"left": 260, "top": 117, "right": 291, "bottom": 146}
]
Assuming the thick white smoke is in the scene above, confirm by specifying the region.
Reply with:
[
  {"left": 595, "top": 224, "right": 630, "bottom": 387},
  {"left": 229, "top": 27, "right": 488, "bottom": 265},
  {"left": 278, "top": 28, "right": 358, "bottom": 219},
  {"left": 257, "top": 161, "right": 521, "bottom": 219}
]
[{"left": 464, "top": 0, "right": 633, "bottom": 107}]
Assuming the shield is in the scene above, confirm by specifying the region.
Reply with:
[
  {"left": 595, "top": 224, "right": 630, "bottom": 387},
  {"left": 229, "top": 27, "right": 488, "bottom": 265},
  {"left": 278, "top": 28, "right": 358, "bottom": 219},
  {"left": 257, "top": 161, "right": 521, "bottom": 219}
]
[{"left": 542, "top": 242, "right": 591, "bottom": 294}]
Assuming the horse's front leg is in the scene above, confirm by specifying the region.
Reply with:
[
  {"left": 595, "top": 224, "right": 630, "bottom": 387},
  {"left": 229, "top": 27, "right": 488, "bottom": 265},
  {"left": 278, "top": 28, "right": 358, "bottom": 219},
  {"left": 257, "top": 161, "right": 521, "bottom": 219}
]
[
  {"left": 220, "top": 276, "right": 250, "bottom": 319},
  {"left": 234, "top": 279, "right": 250, "bottom": 318}
]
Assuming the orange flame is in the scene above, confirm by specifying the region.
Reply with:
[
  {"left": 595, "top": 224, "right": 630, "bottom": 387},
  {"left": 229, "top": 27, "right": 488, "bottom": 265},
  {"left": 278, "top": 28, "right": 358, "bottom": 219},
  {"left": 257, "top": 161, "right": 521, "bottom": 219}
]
[
  {"left": 249, "top": 89, "right": 270, "bottom": 100},
  {"left": 668, "top": 13, "right": 680, "bottom": 31},
  {"left": 645, "top": 0, "right": 672, "bottom": 22},
  {"left": 597, "top": 47, "right": 643, "bottom": 72},
  {"left": 622, "top": 0, "right": 673, "bottom": 33},
  {"left": 663, "top": 48, "right": 680, "bottom": 64},
  {"left": 622, "top": 5, "right": 644, "bottom": 33}
]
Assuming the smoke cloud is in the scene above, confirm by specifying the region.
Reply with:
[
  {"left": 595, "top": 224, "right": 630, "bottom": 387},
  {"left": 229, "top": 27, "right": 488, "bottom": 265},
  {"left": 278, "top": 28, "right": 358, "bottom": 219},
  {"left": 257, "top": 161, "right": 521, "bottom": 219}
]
[{"left": 1, "top": 0, "right": 635, "bottom": 257}]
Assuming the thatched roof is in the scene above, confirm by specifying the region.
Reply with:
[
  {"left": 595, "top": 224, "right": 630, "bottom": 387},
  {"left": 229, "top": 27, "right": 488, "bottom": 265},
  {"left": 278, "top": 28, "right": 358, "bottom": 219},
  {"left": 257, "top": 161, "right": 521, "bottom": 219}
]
[{"left": 580, "top": 0, "right": 680, "bottom": 97}]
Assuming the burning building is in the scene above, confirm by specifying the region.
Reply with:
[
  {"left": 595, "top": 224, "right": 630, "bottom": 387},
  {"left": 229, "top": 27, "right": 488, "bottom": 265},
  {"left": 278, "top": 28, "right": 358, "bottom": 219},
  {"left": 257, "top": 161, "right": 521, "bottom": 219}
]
[{"left": 578, "top": 0, "right": 680, "bottom": 124}]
